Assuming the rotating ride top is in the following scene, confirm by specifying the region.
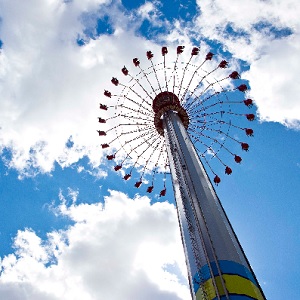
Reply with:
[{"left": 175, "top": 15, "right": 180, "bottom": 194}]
[{"left": 97, "top": 46, "right": 266, "bottom": 300}]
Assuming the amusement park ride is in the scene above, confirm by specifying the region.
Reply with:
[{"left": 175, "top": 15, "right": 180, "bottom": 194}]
[{"left": 97, "top": 46, "right": 266, "bottom": 300}]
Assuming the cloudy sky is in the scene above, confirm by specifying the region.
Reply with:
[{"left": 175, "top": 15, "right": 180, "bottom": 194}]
[{"left": 0, "top": 0, "right": 300, "bottom": 299}]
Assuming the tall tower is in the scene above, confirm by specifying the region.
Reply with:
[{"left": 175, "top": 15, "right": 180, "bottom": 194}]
[{"left": 98, "top": 46, "right": 266, "bottom": 299}]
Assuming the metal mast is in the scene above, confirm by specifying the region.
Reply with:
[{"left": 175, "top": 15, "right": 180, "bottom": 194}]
[{"left": 156, "top": 96, "right": 265, "bottom": 299}]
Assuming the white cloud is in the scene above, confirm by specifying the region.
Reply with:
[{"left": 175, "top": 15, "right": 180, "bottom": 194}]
[
  {"left": 0, "top": 190, "right": 190, "bottom": 300},
  {"left": 193, "top": 0, "right": 300, "bottom": 128},
  {"left": 0, "top": 0, "right": 167, "bottom": 174},
  {"left": 137, "top": 1, "right": 160, "bottom": 21},
  {"left": 243, "top": 33, "right": 300, "bottom": 127}
]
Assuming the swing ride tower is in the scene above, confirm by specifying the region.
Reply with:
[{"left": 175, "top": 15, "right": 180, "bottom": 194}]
[{"left": 98, "top": 46, "right": 266, "bottom": 300}]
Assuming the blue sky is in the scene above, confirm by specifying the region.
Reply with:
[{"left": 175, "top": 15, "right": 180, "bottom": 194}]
[{"left": 0, "top": 0, "right": 300, "bottom": 299}]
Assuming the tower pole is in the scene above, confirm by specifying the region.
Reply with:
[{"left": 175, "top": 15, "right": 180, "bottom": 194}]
[{"left": 163, "top": 110, "right": 265, "bottom": 300}]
